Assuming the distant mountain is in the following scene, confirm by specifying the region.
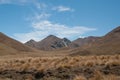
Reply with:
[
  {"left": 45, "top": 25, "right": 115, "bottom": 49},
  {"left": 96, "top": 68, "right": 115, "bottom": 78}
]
[
  {"left": 25, "top": 36, "right": 100, "bottom": 51},
  {"left": 25, "top": 39, "right": 37, "bottom": 48},
  {"left": 25, "top": 35, "right": 100, "bottom": 51},
  {"left": 1, "top": 26, "right": 120, "bottom": 56},
  {"left": 36, "top": 35, "right": 62, "bottom": 50},
  {"left": 0, "top": 32, "right": 34, "bottom": 54},
  {"left": 70, "top": 26, "right": 120, "bottom": 56},
  {"left": 25, "top": 26, "right": 120, "bottom": 55},
  {"left": 25, "top": 35, "right": 72, "bottom": 50},
  {"left": 72, "top": 36, "right": 100, "bottom": 47}
]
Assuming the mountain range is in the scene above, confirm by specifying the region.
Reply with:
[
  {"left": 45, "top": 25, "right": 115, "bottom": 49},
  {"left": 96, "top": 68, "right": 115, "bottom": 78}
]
[
  {"left": 25, "top": 35, "right": 76, "bottom": 50},
  {"left": 25, "top": 35, "right": 99, "bottom": 51},
  {"left": 0, "top": 26, "right": 120, "bottom": 56}
]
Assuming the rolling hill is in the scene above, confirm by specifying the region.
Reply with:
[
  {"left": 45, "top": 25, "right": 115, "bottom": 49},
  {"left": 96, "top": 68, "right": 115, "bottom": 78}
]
[
  {"left": 0, "top": 32, "right": 34, "bottom": 55},
  {"left": 70, "top": 26, "right": 120, "bottom": 55}
]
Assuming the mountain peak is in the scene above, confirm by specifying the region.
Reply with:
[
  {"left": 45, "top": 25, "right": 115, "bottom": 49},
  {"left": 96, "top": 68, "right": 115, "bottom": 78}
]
[
  {"left": 25, "top": 39, "right": 36, "bottom": 44},
  {"left": 25, "top": 39, "right": 37, "bottom": 48},
  {"left": 29, "top": 39, "right": 36, "bottom": 42},
  {"left": 47, "top": 35, "right": 56, "bottom": 37},
  {"left": 44, "top": 35, "right": 60, "bottom": 40},
  {"left": 63, "top": 38, "right": 71, "bottom": 43},
  {"left": 63, "top": 37, "right": 69, "bottom": 40}
]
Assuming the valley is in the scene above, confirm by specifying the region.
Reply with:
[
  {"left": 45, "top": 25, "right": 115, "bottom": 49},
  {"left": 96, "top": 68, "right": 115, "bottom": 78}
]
[{"left": 0, "top": 26, "right": 120, "bottom": 80}]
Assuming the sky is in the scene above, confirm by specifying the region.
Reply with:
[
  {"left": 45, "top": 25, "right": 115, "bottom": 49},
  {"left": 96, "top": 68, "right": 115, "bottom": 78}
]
[{"left": 0, "top": 0, "right": 120, "bottom": 43}]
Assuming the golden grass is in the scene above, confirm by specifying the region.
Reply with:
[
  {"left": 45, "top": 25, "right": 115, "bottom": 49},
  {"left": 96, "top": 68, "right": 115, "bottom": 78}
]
[{"left": 0, "top": 55, "right": 119, "bottom": 80}]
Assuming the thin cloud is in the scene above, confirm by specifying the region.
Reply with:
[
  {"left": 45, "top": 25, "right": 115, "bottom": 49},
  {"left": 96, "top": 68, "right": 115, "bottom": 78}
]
[
  {"left": 26, "top": 13, "right": 51, "bottom": 22},
  {"left": 52, "top": 6, "right": 74, "bottom": 12},
  {"left": 1, "top": 0, "right": 49, "bottom": 22},
  {"left": 0, "top": 0, "right": 47, "bottom": 9},
  {"left": 1, "top": 0, "right": 96, "bottom": 43},
  {"left": 14, "top": 20, "right": 96, "bottom": 43}
]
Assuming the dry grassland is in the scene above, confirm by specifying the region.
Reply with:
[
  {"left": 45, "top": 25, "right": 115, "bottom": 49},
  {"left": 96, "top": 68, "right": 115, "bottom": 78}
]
[{"left": 0, "top": 55, "right": 119, "bottom": 80}]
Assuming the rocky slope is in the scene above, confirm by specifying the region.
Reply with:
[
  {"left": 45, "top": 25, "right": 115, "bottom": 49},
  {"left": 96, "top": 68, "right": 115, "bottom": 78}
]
[{"left": 25, "top": 35, "right": 73, "bottom": 50}]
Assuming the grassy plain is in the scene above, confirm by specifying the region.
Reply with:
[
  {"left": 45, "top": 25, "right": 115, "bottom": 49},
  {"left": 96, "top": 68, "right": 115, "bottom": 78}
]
[{"left": 0, "top": 55, "right": 119, "bottom": 80}]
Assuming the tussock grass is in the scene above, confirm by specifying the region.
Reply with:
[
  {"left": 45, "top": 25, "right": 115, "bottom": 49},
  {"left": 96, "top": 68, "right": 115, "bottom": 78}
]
[{"left": 0, "top": 55, "right": 119, "bottom": 80}]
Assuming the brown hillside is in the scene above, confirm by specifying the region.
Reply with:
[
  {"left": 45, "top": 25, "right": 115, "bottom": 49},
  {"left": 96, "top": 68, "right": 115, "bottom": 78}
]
[
  {"left": 0, "top": 32, "right": 34, "bottom": 52},
  {"left": 72, "top": 36, "right": 100, "bottom": 47},
  {"left": 0, "top": 43, "right": 18, "bottom": 55},
  {"left": 70, "top": 26, "right": 120, "bottom": 55}
]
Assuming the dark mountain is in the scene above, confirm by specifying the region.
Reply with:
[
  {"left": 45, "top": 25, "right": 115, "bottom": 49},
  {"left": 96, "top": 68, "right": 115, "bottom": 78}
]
[
  {"left": 62, "top": 38, "right": 71, "bottom": 47},
  {"left": 25, "top": 35, "right": 73, "bottom": 50},
  {"left": 36, "top": 35, "right": 62, "bottom": 50},
  {"left": 25, "top": 39, "right": 37, "bottom": 48}
]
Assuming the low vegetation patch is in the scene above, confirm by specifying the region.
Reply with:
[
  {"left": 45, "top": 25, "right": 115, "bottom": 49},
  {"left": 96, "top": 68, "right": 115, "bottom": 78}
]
[{"left": 0, "top": 55, "right": 120, "bottom": 80}]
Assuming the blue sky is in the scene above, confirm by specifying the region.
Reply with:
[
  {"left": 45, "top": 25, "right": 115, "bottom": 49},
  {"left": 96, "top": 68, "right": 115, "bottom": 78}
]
[{"left": 0, "top": 0, "right": 120, "bottom": 42}]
